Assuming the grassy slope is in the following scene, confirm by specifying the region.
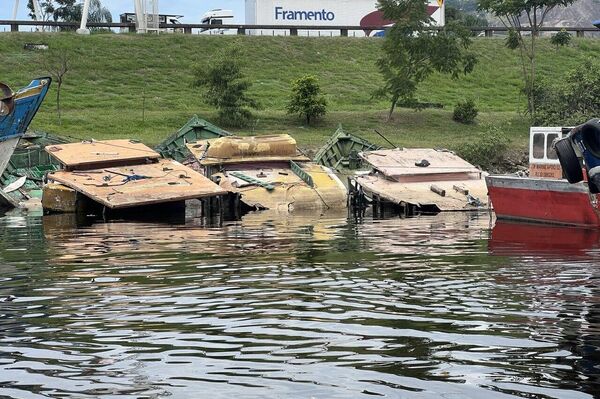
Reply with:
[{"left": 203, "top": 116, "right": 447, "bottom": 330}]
[{"left": 1, "top": 33, "right": 599, "bottom": 151}]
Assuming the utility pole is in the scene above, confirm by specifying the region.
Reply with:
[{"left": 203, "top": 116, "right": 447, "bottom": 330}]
[{"left": 77, "top": 0, "right": 92, "bottom": 34}]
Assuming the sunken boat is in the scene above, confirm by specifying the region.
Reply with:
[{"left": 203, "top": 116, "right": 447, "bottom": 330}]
[
  {"left": 349, "top": 148, "right": 488, "bottom": 215},
  {"left": 0, "top": 77, "right": 52, "bottom": 207},
  {"left": 186, "top": 134, "right": 347, "bottom": 212},
  {"left": 42, "top": 139, "right": 227, "bottom": 218}
]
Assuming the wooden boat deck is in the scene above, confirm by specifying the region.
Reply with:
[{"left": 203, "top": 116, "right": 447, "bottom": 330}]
[{"left": 47, "top": 159, "right": 227, "bottom": 209}]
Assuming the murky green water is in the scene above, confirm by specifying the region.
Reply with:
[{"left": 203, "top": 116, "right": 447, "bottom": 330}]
[{"left": 0, "top": 210, "right": 598, "bottom": 398}]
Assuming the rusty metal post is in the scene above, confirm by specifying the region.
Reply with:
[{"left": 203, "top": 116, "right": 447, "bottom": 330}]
[
  {"left": 341, "top": 28, "right": 348, "bottom": 37},
  {"left": 10, "top": 23, "right": 18, "bottom": 32},
  {"left": 290, "top": 28, "right": 298, "bottom": 36}
]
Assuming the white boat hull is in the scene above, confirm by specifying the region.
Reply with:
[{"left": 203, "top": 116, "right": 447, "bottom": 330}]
[{"left": 0, "top": 137, "right": 19, "bottom": 178}]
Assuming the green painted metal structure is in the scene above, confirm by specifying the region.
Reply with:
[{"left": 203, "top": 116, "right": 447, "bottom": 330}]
[
  {"left": 155, "top": 115, "right": 231, "bottom": 163},
  {"left": 313, "top": 125, "right": 382, "bottom": 172},
  {"left": 229, "top": 171, "right": 275, "bottom": 191},
  {"left": 290, "top": 160, "right": 314, "bottom": 187},
  {"left": 0, "top": 132, "right": 69, "bottom": 207}
]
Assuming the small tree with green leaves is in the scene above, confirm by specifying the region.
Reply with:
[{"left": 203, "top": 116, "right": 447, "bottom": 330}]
[
  {"left": 375, "top": 0, "right": 477, "bottom": 121},
  {"left": 42, "top": 49, "right": 70, "bottom": 124},
  {"left": 192, "top": 47, "right": 260, "bottom": 127},
  {"left": 477, "top": 0, "right": 576, "bottom": 118},
  {"left": 550, "top": 29, "right": 571, "bottom": 49},
  {"left": 286, "top": 75, "right": 327, "bottom": 125}
]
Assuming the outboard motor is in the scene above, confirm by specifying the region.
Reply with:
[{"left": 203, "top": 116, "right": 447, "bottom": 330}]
[
  {"left": 0, "top": 82, "right": 15, "bottom": 117},
  {"left": 554, "top": 118, "right": 600, "bottom": 193}
]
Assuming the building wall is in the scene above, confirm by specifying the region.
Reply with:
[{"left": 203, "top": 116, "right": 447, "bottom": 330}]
[{"left": 245, "top": 0, "right": 445, "bottom": 36}]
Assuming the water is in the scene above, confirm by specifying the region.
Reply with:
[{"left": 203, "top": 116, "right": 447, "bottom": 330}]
[{"left": 0, "top": 210, "right": 599, "bottom": 398}]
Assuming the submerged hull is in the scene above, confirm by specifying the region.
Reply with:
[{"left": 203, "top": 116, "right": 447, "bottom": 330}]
[{"left": 486, "top": 175, "right": 600, "bottom": 227}]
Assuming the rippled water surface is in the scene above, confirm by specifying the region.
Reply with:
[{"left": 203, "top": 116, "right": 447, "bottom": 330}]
[{"left": 1, "top": 210, "right": 599, "bottom": 398}]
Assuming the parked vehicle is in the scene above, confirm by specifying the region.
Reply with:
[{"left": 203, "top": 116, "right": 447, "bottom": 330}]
[{"left": 200, "top": 9, "right": 235, "bottom": 35}]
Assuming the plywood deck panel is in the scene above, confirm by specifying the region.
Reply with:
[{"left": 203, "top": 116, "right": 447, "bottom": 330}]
[
  {"left": 355, "top": 174, "right": 488, "bottom": 211},
  {"left": 359, "top": 148, "right": 481, "bottom": 182},
  {"left": 46, "top": 140, "right": 160, "bottom": 170},
  {"left": 47, "top": 159, "right": 227, "bottom": 209}
]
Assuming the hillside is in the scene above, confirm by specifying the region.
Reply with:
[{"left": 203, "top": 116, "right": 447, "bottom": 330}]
[{"left": 1, "top": 33, "right": 599, "bottom": 151}]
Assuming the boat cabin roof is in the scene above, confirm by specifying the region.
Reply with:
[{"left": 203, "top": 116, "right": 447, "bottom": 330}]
[
  {"left": 359, "top": 148, "right": 481, "bottom": 182},
  {"left": 46, "top": 140, "right": 160, "bottom": 171},
  {"left": 187, "top": 134, "right": 310, "bottom": 166}
]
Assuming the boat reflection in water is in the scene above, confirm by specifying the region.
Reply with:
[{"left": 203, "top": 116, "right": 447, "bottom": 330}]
[
  {"left": 490, "top": 220, "right": 600, "bottom": 395},
  {"left": 489, "top": 220, "right": 600, "bottom": 257}
]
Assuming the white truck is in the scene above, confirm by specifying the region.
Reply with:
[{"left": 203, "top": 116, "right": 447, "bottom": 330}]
[{"left": 200, "top": 9, "right": 236, "bottom": 35}]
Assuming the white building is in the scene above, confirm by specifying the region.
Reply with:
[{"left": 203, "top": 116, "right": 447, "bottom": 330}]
[{"left": 245, "top": 0, "right": 445, "bottom": 36}]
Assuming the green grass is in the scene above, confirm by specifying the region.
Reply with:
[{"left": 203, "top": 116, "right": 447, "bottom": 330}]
[{"left": 1, "top": 33, "right": 599, "bottom": 152}]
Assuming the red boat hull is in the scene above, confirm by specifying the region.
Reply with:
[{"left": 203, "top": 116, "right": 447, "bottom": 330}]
[{"left": 486, "top": 175, "right": 600, "bottom": 226}]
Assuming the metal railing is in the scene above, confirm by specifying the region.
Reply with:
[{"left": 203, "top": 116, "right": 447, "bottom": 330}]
[{"left": 0, "top": 20, "right": 598, "bottom": 37}]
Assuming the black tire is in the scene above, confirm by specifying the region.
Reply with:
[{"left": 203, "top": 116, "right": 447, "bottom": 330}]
[{"left": 555, "top": 138, "right": 583, "bottom": 183}]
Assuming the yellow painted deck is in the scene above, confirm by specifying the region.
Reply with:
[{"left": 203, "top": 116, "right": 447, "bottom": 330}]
[
  {"left": 214, "top": 162, "right": 347, "bottom": 211},
  {"left": 187, "top": 135, "right": 310, "bottom": 166}
]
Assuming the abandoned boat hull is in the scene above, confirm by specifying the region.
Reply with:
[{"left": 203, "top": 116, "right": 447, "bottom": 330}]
[
  {"left": 354, "top": 174, "right": 488, "bottom": 212},
  {"left": 486, "top": 175, "right": 600, "bottom": 226},
  {"left": 189, "top": 134, "right": 348, "bottom": 212},
  {"left": 215, "top": 163, "right": 347, "bottom": 211},
  {"left": 0, "top": 137, "right": 19, "bottom": 178},
  {"left": 0, "top": 77, "right": 52, "bottom": 208}
]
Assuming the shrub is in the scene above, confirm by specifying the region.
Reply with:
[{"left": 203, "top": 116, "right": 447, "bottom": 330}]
[
  {"left": 286, "top": 75, "right": 327, "bottom": 125},
  {"left": 192, "top": 46, "right": 260, "bottom": 128},
  {"left": 550, "top": 29, "right": 572, "bottom": 49},
  {"left": 457, "top": 127, "right": 509, "bottom": 172},
  {"left": 453, "top": 99, "right": 478, "bottom": 124},
  {"left": 532, "top": 58, "right": 600, "bottom": 125}
]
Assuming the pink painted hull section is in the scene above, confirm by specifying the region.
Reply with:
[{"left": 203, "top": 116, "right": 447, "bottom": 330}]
[{"left": 486, "top": 175, "right": 600, "bottom": 227}]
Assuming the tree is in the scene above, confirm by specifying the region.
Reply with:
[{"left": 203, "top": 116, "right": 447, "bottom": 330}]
[
  {"left": 286, "top": 75, "right": 327, "bottom": 125},
  {"left": 445, "top": 5, "right": 489, "bottom": 33},
  {"left": 43, "top": 49, "right": 70, "bottom": 124},
  {"left": 27, "top": 0, "right": 55, "bottom": 21},
  {"left": 477, "top": 0, "right": 576, "bottom": 117},
  {"left": 532, "top": 58, "right": 600, "bottom": 125},
  {"left": 192, "top": 47, "right": 260, "bottom": 128},
  {"left": 375, "top": 0, "right": 477, "bottom": 120},
  {"left": 28, "top": 0, "right": 112, "bottom": 26}
]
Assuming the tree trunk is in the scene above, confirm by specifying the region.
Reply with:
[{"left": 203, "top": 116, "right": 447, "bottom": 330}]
[
  {"left": 530, "top": 12, "right": 537, "bottom": 119},
  {"left": 387, "top": 98, "right": 397, "bottom": 122},
  {"left": 56, "top": 81, "right": 61, "bottom": 125}
]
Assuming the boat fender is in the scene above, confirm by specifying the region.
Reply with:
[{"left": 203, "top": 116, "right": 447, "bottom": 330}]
[{"left": 415, "top": 159, "right": 430, "bottom": 167}]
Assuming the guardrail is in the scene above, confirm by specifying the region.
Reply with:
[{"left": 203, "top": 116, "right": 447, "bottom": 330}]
[{"left": 0, "top": 20, "right": 598, "bottom": 37}]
